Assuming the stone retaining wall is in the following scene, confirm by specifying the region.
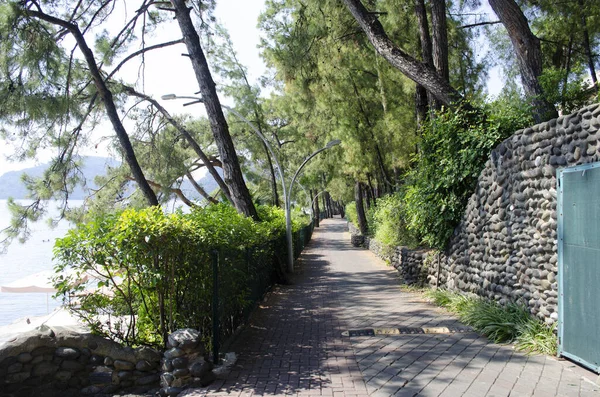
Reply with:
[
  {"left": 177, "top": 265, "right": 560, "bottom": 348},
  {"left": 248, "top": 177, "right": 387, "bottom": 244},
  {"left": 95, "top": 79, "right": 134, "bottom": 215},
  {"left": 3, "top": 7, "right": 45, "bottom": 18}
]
[
  {"left": 443, "top": 103, "right": 600, "bottom": 321},
  {"left": 159, "top": 328, "right": 214, "bottom": 396},
  {"left": 0, "top": 326, "right": 218, "bottom": 397},
  {"left": 0, "top": 326, "right": 161, "bottom": 396},
  {"left": 348, "top": 103, "right": 600, "bottom": 323}
]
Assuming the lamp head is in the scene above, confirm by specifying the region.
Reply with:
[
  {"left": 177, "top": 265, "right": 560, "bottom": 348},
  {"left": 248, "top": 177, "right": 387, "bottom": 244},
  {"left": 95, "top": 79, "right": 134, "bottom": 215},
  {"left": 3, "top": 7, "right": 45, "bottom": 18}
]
[
  {"left": 161, "top": 94, "right": 177, "bottom": 100},
  {"left": 326, "top": 139, "right": 341, "bottom": 148}
]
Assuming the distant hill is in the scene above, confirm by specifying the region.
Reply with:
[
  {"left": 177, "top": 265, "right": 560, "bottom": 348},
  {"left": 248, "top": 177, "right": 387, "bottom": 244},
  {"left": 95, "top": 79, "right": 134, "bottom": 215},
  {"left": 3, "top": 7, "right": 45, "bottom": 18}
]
[
  {"left": 0, "top": 157, "right": 120, "bottom": 199},
  {"left": 180, "top": 170, "right": 221, "bottom": 201},
  {"left": 0, "top": 157, "right": 222, "bottom": 201}
]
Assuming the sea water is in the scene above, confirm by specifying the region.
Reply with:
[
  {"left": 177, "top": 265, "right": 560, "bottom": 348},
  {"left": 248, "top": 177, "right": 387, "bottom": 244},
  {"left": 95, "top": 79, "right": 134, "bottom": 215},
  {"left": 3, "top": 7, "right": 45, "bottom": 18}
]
[{"left": 0, "top": 200, "right": 80, "bottom": 326}]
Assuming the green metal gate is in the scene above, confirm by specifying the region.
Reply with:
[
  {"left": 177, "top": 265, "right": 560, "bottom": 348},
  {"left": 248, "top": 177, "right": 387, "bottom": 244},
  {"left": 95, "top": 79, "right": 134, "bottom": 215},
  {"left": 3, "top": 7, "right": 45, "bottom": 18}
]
[{"left": 558, "top": 162, "right": 600, "bottom": 372}]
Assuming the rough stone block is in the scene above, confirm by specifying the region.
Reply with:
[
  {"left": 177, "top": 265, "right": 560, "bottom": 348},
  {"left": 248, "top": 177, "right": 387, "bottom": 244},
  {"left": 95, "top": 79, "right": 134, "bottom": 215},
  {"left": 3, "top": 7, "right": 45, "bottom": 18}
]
[{"left": 113, "top": 359, "right": 135, "bottom": 371}]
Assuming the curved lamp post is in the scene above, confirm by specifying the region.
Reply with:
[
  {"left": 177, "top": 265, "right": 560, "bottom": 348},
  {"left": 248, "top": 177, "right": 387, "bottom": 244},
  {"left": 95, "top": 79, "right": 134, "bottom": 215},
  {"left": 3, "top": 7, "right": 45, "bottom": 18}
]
[{"left": 161, "top": 93, "right": 340, "bottom": 272}]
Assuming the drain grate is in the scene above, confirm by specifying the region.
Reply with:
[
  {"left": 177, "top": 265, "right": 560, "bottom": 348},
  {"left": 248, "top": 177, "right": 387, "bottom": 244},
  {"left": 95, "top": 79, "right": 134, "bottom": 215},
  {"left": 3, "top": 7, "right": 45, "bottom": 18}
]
[{"left": 342, "top": 326, "right": 473, "bottom": 337}]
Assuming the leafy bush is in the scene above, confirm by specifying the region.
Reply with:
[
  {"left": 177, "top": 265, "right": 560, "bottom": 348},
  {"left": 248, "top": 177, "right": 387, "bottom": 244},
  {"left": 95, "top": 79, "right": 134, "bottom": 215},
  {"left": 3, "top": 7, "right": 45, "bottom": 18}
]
[
  {"left": 425, "top": 288, "right": 454, "bottom": 307},
  {"left": 404, "top": 101, "right": 532, "bottom": 249},
  {"left": 539, "top": 66, "right": 593, "bottom": 115},
  {"left": 345, "top": 201, "right": 358, "bottom": 227},
  {"left": 368, "top": 193, "right": 419, "bottom": 248},
  {"left": 53, "top": 204, "right": 310, "bottom": 347}
]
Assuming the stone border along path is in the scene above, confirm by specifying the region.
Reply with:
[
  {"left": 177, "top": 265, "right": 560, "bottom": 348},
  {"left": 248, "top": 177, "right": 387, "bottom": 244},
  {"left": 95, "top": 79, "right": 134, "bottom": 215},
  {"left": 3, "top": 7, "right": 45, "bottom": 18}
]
[{"left": 180, "top": 218, "right": 600, "bottom": 397}]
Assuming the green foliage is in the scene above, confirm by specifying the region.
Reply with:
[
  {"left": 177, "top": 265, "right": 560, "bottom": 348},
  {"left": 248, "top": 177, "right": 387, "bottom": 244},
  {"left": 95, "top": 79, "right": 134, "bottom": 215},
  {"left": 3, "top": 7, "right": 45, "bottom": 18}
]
[
  {"left": 403, "top": 100, "right": 533, "bottom": 249},
  {"left": 259, "top": 0, "right": 418, "bottom": 190},
  {"left": 424, "top": 288, "right": 454, "bottom": 307},
  {"left": 425, "top": 289, "right": 557, "bottom": 353},
  {"left": 539, "top": 66, "right": 593, "bottom": 114},
  {"left": 345, "top": 202, "right": 358, "bottom": 227},
  {"left": 367, "top": 193, "right": 419, "bottom": 248},
  {"left": 515, "top": 320, "right": 558, "bottom": 356},
  {"left": 53, "top": 204, "right": 310, "bottom": 347},
  {"left": 460, "top": 301, "right": 531, "bottom": 343}
]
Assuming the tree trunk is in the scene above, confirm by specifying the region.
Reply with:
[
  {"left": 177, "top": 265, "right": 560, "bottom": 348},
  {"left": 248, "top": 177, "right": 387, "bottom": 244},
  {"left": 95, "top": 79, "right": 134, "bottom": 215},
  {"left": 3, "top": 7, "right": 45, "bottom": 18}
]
[
  {"left": 562, "top": 35, "right": 574, "bottom": 111},
  {"left": 26, "top": 10, "right": 160, "bottom": 207},
  {"left": 431, "top": 0, "right": 449, "bottom": 84},
  {"left": 314, "top": 191, "right": 321, "bottom": 227},
  {"left": 578, "top": 0, "right": 598, "bottom": 94},
  {"left": 375, "top": 51, "right": 388, "bottom": 114},
  {"left": 367, "top": 173, "right": 376, "bottom": 207},
  {"left": 488, "top": 0, "right": 558, "bottom": 123},
  {"left": 170, "top": 0, "right": 258, "bottom": 220},
  {"left": 415, "top": 0, "right": 433, "bottom": 67},
  {"left": 121, "top": 85, "right": 233, "bottom": 204},
  {"left": 262, "top": 140, "right": 280, "bottom": 207},
  {"left": 355, "top": 181, "right": 368, "bottom": 235},
  {"left": 341, "top": 0, "right": 464, "bottom": 107},
  {"left": 393, "top": 166, "right": 401, "bottom": 190},
  {"left": 414, "top": 0, "right": 438, "bottom": 112},
  {"left": 322, "top": 194, "right": 328, "bottom": 219},
  {"left": 415, "top": 84, "right": 429, "bottom": 127},
  {"left": 185, "top": 170, "right": 219, "bottom": 205}
]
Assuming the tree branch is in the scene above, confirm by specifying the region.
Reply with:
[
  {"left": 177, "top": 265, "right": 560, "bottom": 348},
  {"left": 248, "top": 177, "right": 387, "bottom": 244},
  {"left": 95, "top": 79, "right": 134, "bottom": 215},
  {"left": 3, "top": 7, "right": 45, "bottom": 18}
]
[
  {"left": 458, "top": 21, "right": 501, "bottom": 29},
  {"left": 107, "top": 39, "right": 184, "bottom": 81},
  {"left": 125, "top": 176, "right": 197, "bottom": 207},
  {"left": 118, "top": 84, "right": 233, "bottom": 204},
  {"left": 185, "top": 170, "right": 219, "bottom": 204},
  {"left": 340, "top": 0, "right": 464, "bottom": 107}
]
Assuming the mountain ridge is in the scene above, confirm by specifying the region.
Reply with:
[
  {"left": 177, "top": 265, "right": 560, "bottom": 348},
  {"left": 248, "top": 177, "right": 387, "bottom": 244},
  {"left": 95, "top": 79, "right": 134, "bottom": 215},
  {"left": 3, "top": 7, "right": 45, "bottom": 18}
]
[{"left": 0, "top": 157, "right": 219, "bottom": 201}]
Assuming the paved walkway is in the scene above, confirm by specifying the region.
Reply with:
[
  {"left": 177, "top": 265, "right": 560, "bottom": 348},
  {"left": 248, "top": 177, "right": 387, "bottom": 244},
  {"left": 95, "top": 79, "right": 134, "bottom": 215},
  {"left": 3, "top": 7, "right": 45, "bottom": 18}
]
[{"left": 184, "top": 218, "right": 600, "bottom": 397}]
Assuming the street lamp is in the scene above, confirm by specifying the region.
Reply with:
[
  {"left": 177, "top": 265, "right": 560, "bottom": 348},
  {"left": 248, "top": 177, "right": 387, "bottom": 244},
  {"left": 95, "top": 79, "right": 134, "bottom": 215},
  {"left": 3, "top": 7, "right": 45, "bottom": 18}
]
[{"left": 161, "top": 93, "right": 340, "bottom": 273}]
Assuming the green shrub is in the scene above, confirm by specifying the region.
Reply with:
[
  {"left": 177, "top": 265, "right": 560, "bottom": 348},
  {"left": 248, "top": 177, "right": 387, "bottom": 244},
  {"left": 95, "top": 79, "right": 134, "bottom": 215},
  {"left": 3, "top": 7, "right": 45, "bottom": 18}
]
[
  {"left": 459, "top": 300, "right": 530, "bottom": 343},
  {"left": 539, "top": 66, "right": 592, "bottom": 115},
  {"left": 515, "top": 320, "right": 558, "bottom": 356},
  {"left": 426, "top": 288, "right": 557, "bottom": 351},
  {"left": 345, "top": 201, "right": 358, "bottom": 227},
  {"left": 53, "top": 204, "right": 310, "bottom": 347},
  {"left": 404, "top": 100, "right": 532, "bottom": 249},
  {"left": 424, "top": 288, "right": 454, "bottom": 306},
  {"left": 368, "top": 193, "right": 419, "bottom": 248}
]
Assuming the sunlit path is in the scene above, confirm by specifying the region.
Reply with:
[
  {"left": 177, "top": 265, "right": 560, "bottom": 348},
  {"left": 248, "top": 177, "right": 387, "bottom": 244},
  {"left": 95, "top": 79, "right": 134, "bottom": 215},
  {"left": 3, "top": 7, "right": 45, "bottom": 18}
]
[{"left": 184, "top": 218, "right": 599, "bottom": 397}]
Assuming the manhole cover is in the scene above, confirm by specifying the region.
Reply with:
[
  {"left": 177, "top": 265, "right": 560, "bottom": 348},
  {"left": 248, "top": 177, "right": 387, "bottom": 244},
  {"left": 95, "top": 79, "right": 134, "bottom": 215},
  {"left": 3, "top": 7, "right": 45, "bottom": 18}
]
[{"left": 342, "top": 326, "right": 473, "bottom": 337}]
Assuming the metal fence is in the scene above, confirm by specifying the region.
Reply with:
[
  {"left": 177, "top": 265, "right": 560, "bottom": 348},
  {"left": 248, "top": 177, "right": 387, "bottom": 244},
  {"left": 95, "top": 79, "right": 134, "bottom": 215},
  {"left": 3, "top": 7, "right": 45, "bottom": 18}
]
[{"left": 209, "top": 222, "right": 314, "bottom": 363}]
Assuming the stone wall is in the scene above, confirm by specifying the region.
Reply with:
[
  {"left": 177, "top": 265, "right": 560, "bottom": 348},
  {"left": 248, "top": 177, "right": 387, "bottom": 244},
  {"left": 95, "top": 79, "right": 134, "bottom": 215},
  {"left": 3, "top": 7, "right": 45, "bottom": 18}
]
[
  {"left": 159, "top": 329, "right": 214, "bottom": 396},
  {"left": 0, "top": 325, "right": 161, "bottom": 396},
  {"left": 441, "top": 103, "right": 600, "bottom": 321},
  {"left": 0, "top": 325, "right": 218, "bottom": 397},
  {"left": 347, "top": 103, "right": 600, "bottom": 323}
]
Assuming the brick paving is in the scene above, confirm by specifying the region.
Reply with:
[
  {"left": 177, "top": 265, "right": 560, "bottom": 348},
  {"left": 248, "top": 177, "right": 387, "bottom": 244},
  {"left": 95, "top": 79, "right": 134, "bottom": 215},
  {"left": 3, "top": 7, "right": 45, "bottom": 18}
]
[{"left": 182, "top": 218, "right": 600, "bottom": 397}]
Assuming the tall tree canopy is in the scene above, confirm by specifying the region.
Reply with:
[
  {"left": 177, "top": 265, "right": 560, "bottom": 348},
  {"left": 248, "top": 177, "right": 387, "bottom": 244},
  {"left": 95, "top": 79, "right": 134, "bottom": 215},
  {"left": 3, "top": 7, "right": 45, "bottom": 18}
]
[{"left": 0, "top": 0, "right": 261, "bottom": 243}]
